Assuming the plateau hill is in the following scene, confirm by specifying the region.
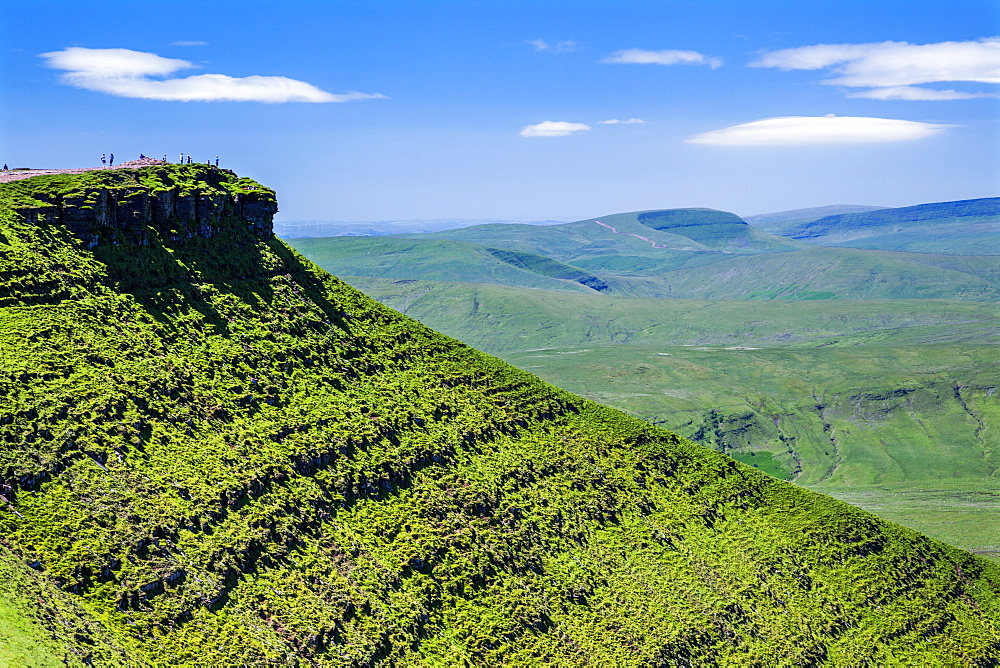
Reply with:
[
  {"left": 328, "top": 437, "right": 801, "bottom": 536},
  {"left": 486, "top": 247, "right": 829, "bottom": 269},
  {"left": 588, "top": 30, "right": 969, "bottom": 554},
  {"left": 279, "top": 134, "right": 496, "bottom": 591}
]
[{"left": 1, "top": 166, "right": 998, "bottom": 665}]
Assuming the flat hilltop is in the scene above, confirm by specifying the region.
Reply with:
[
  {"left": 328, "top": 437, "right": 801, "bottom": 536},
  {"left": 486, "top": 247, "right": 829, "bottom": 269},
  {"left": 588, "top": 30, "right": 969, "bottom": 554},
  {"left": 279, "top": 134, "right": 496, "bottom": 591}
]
[{"left": 0, "top": 157, "right": 174, "bottom": 184}]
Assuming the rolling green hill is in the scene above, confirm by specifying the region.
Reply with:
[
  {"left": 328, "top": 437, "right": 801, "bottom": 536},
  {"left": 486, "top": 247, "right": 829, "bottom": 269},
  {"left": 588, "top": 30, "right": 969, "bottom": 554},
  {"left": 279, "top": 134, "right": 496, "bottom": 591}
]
[
  {"left": 744, "top": 205, "right": 886, "bottom": 234},
  {"left": 646, "top": 246, "right": 1000, "bottom": 300},
  {"left": 287, "top": 236, "right": 596, "bottom": 293},
  {"left": 632, "top": 208, "right": 796, "bottom": 252},
  {"left": 288, "top": 203, "right": 1000, "bottom": 558},
  {"left": 780, "top": 198, "right": 1000, "bottom": 254},
  {"left": 2, "top": 166, "right": 998, "bottom": 664},
  {"left": 294, "top": 231, "right": 1000, "bottom": 302},
  {"left": 405, "top": 208, "right": 804, "bottom": 261}
]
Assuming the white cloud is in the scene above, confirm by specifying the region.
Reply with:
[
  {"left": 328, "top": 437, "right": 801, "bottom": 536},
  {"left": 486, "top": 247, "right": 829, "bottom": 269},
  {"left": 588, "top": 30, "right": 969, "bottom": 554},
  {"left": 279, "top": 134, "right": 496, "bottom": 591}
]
[
  {"left": 44, "top": 47, "right": 190, "bottom": 78},
  {"left": 40, "top": 47, "right": 385, "bottom": 103},
  {"left": 520, "top": 121, "right": 591, "bottom": 137},
  {"left": 602, "top": 49, "right": 723, "bottom": 69},
  {"left": 171, "top": 41, "right": 207, "bottom": 47},
  {"left": 685, "top": 114, "right": 950, "bottom": 146},
  {"left": 847, "top": 86, "right": 996, "bottom": 100},
  {"left": 750, "top": 38, "right": 1000, "bottom": 99},
  {"left": 528, "top": 39, "right": 577, "bottom": 53},
  {"left": 599, "top": 118, "right": 646, "bottom": 124}
]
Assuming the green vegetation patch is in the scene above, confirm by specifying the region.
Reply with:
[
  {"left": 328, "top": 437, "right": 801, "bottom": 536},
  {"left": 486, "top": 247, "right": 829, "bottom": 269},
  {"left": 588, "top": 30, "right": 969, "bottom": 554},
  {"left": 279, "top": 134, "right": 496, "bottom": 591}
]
[{"left": 728, "top": 451, "right": 795, "bottom": 480}]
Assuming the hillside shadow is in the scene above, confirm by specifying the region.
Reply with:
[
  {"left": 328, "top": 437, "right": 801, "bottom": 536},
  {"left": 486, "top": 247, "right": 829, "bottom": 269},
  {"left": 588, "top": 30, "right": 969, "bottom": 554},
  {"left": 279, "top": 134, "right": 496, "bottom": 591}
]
[{"left": 90, "top": 223, "right": 280, "bottom": 337}]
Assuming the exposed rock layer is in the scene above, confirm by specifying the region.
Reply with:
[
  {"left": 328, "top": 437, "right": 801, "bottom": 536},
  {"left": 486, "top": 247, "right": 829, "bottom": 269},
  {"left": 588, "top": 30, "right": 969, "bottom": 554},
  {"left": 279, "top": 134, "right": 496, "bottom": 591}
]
[{"left": 11, "top": 166, "right": 276, "bottom": 248}]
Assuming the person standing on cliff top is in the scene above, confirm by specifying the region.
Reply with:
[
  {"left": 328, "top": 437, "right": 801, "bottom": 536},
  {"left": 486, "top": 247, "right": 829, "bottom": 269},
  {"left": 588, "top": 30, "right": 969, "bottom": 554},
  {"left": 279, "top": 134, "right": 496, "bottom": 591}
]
[
  {"left": 109, "top": 154, "right": 114, "bottom": 166},
  {"left": 215, "top": 156, "right": 219, "bottom": 167},
  {"left": 101, "top": 153, "right": 106, "bottom": 166}
]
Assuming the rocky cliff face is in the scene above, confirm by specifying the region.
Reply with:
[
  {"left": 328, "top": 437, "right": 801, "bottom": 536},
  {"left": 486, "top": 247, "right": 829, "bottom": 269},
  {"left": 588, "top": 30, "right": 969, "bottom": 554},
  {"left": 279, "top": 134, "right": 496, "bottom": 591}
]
[{"left": 8, "top": 165, "right": 276, "bottom": 249}]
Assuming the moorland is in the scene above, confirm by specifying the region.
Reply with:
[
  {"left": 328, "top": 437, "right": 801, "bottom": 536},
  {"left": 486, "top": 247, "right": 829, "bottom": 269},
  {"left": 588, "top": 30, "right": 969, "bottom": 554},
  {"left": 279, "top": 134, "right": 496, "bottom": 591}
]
[{"left": 290, "top": 199, "right": 1000, "bottom": 560}]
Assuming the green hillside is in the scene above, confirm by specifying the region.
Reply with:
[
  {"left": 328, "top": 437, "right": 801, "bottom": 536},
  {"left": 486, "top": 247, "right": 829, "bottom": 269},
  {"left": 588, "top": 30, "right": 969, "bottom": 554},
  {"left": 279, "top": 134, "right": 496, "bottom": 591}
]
[
  {"left": 633, "top": 208, "right": 792, "bottom": 252},
  {"left": 346, "top": 278, "right": 1000, "bottom": 559},
  {"left": 744, "top": 205, "right": 887, "bottom": 234},
  {"left": 405, "top": 208, "right": 804, "bottom": 259},
  {"left": 649, "top": 246, "right": 1000, "bottom": 301},
  {"left": 287, "top": 236, "right": 595, "bottom": 292},
  {"left": 781, "top": 198, "right": 1000, "bottom": 254},
  {"left": 2, "top": 166, "right": 999, "bottom": 664},
  {"left": 344, "top": 278, "right": 1000, "bottom": 351},
  {"left": 295, "top": 232, "right": 1000, "bottom": 302}
]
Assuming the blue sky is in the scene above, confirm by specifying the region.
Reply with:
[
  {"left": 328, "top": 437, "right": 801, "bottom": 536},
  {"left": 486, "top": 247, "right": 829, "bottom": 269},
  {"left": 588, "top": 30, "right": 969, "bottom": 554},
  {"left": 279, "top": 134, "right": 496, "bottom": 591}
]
[{"left": 2, "top": 0, "right": 998, "bottom": 221}]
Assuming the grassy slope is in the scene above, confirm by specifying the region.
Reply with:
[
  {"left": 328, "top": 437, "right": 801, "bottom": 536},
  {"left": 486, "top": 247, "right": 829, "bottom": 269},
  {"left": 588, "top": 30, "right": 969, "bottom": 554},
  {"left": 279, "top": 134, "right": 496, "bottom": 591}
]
[
  {"left": 744, "top": 205, "right": 887, "bottom": 234},
  {"left": 407, "top": 209, "right": 804, "bottom": 259},
  {"left": 780, "top": 198, "right": 1000, "bottom": 254},
  {"left": 652, "top": 247, "right": 1000, "bottom": 301},
  {"left": 631, "top": 208, "right": 800, "bottom": 252},
  {"left": 827, "top": 223, "right": 999, "bottom": 255},
  {"left": 347, "top": 277, "right": 1000, "bottom": 559},
  {"left": 294, "top": 235, "right": 1000, "bottom": 302},
  {"left": 1, "top": 169, "right": 999, "bottom": 663},
  {"left": 290, "top": 235, "right": 593, "bottom": 293},
  {"left": 0, "top": 548, "right": 131, "bottom": 666}
]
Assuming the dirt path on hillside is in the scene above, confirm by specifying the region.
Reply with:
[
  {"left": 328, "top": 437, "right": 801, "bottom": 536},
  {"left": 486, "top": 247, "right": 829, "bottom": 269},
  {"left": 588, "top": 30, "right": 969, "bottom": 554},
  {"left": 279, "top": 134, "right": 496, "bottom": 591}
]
[
  {"left": 594, "top": 219, "right": 672, "bottom": 248},
  {"left": 593, "top": 219, "right": 730, "bottom": 253}
]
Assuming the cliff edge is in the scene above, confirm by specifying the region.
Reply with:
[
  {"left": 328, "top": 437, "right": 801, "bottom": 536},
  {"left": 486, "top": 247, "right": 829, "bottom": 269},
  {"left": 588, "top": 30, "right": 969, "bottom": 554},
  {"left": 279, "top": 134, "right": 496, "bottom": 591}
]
[{"left": 3, "top": 164, "right": 276, "bottom": 249}]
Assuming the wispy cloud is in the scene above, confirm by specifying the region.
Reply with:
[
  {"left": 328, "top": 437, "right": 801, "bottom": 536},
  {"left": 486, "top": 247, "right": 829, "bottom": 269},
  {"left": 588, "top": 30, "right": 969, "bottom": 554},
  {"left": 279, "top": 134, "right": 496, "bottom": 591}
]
[
  {"left": 750, "top": 38, "right": 1000, "bottom": 100},
  {"left": 847, "top": 86, "right": 996, "bottom": 100},
  {"left": 598, "top": 118, "right": 645, "bottom": 125},
  {"left": 170, "top": 41, "right": 207, "bottom": 47},
  {"left": 686, "top": 115, "right": 950, "bottom": 146},
  {"left": 602, "top": 49, "right": 723, "bottom": 69},
  {"left": 528, "top": 39, "right": 577, "bottom": 53},
  {"left": 520, "top": 121, "right": 591, "bottom": 137},
  {"left": 40, "top": 47, "right": 386, "bottom": 103}
]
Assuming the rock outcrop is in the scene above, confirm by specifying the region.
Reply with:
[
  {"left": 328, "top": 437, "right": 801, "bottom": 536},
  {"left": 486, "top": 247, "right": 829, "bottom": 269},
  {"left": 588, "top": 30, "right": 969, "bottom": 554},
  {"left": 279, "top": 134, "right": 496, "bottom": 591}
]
[{"left": 8, "top": 165, "right": 276, "bottom": 249}]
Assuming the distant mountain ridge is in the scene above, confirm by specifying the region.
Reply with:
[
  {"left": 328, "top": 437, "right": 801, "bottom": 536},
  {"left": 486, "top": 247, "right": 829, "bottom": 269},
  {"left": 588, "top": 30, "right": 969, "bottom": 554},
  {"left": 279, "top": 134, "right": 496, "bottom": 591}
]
[
  {"left": 290, "top": 205, "right": 1000, "bottom": 301},
  {"left": 274, "top": 218, "right": 566, "bottom": 238},
  {"left": 744, "top": 205, "right": 887, "bottom": 233},
  {"left": 406, "top": 208, "right": 804, "bottom": 258},
  {"left": 779, "top": 197, "right": 1000, "bottom": 254}
]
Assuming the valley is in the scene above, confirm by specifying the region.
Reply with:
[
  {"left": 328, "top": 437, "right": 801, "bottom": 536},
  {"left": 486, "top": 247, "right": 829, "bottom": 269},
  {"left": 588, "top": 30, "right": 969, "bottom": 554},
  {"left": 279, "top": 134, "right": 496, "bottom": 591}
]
[{"left": 290, "top": 200, "right": 1000, "bottom": 560}]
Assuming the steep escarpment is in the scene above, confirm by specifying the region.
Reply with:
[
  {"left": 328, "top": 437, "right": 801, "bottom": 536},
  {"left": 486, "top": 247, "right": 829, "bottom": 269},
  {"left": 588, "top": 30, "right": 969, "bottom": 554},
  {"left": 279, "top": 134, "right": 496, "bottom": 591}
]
[
  {"left": 1, "top": 167, "right": 998, "bottom": 665},
  {"left": 4, "top": 164, "right": 276, "bottom": 250}
]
